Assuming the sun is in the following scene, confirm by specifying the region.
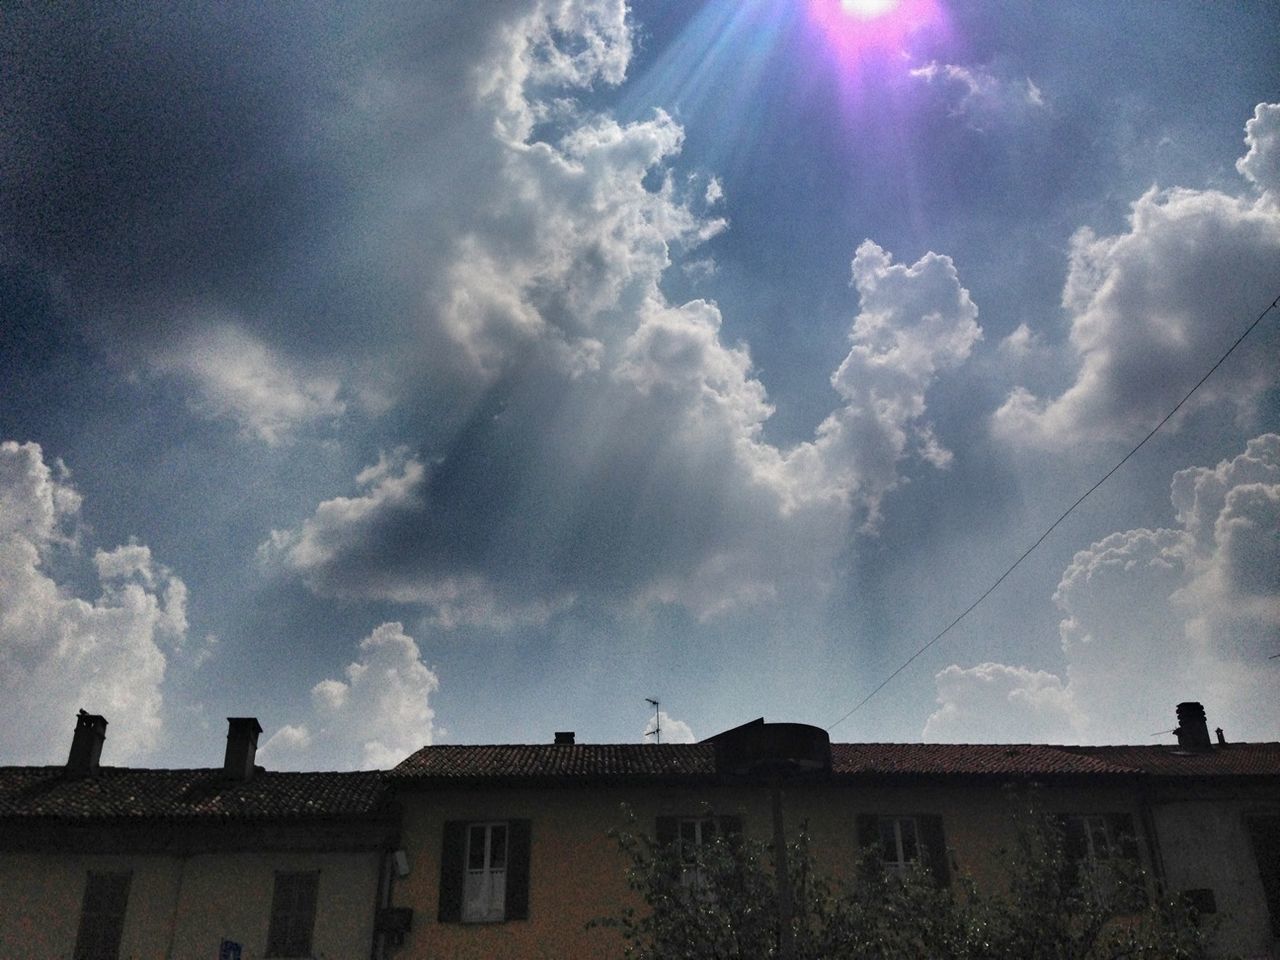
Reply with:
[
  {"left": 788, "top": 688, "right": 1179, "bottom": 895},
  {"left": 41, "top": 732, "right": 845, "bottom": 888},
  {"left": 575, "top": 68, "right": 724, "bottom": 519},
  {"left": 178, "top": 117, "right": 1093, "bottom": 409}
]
[{"left": 840, "top": 0, "right": 900, "bottom": 18}]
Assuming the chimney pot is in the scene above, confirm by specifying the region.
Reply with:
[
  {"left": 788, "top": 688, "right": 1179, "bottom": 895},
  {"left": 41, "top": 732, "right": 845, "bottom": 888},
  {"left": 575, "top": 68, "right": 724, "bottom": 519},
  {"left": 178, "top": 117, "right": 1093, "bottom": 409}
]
[
  {"left": 66, "top": 710, "right": 108, "bottom": 777},
  {"left": 1174, "top": 701, "right": 1212, "bottom": 751},
  {"left": 1215, "top": 727, "right": 1226, "bottom": 745},
  {"left": 554, "top": 731, "right": 575, "bottom": 745},
  {"left": 224, "top": 717, "right": 263, "bottom": 780}
]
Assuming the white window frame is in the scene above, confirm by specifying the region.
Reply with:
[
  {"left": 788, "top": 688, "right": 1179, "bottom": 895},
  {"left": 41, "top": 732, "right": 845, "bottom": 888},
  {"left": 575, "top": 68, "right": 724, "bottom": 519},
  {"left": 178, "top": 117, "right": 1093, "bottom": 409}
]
[
  {"left": 462, "top": 821, "right": 508, "bottom": 923},
  {"left": 678, "top": 817, "right": 719, "bottom": 891},
  {"left": 1068, "top": 814, "right": 1115, "bottom": 861},
  {"left": 879, "top": 816, "right": 920, "bottom": 873}
]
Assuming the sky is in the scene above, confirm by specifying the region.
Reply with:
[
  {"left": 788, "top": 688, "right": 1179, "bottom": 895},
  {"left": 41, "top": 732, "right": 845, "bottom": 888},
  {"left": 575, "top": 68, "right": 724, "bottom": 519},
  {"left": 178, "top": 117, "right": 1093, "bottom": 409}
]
[{"left": 2, "top": 0, "right": 1278, "bottom": 770}]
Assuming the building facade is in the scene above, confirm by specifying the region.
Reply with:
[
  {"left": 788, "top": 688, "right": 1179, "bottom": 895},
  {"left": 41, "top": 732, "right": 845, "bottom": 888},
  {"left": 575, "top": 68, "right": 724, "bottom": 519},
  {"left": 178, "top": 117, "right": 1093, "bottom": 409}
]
[
  {"left": 0, "top": 714, "right": 396, "bottom": 960},
  {"left": 1, "top": 706, "right": 1276, "bottom": 959}
]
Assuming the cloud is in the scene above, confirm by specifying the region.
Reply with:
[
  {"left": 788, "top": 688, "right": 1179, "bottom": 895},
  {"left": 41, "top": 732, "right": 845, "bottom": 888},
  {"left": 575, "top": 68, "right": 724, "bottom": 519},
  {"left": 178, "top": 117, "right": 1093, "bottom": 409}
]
[
  {"left": 257, "top": 622, "right": 440, "bottom": 770},
  {"left": 927, "top": 663, "right": 1079, "bottom": 743},
  {"left": 246, "top": 3, "right": 983, "bottom": 625},
  {"left": 1237, "top": 102, "right": 1280, "bottom": 199},
  {"left": 926, "top": 435, "right": 1280, "bottom": 743},
  {"left": 264, "top": 236, "right": 981, "bottom": 622},
  {"left": 154, "top": 323, "right": 345, "bottom": 444},
  {"left": 909, "top": 61, "right": 1046, "bottom": 128},
  {"left": 0, "top": 441, "right": 187, "bottom": 762},
  {"left": 994, "top": 104, "right": 1280, "bottom": 448},
  {"left": 644, "top": 710, "right": 697, "bottom": 744}
]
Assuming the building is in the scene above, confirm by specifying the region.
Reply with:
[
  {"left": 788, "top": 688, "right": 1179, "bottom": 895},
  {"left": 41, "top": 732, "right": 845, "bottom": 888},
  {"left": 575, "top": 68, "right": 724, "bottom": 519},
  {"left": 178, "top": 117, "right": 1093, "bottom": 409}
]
[
  {"left": 0, "top": 713, "right": 397, "bottom": 960},
  {"left": 384, "top": 709, "right": 1280, "bottom": 960},
  {"left": 1, "top": 703, "right": 1276, "bottom": 959}
]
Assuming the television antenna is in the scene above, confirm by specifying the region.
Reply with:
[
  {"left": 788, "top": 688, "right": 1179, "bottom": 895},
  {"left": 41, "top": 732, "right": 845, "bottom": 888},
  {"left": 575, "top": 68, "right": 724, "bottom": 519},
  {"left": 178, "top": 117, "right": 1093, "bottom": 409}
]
[{"left": 644, "top": 698, "right": 660, "bottom": 744}]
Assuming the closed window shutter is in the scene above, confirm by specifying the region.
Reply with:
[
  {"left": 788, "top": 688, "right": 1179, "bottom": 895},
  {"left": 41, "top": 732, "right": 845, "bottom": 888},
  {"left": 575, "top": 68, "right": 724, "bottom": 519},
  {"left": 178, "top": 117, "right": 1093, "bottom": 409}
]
[
  {"left": 505, "top": 819, "right": 532, "bottom": 921},
  {"left": 438, "top": 821, "right": 466, "bottom": 922},
  {"left": 718, "top": 814, "right": 743, "bottom": 843},
  {"left": 74, "top": 872, "right": 131, "bottom": 960},
  {"left": 917, "top": 815, "right": 950, "bottom": 887},
  {"left": 655, "top": 816, "right": 677, "bottom": 848}
]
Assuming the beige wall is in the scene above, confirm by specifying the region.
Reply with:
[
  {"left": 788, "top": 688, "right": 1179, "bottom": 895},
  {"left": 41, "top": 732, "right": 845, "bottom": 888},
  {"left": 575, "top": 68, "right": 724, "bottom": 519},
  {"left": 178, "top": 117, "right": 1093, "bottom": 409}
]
[
  {"left": 389, "top": 778, "right": 1150, "bottom": 960},
  {"left": 1151, "top": 790, "right": 1280, "bottom": 959},
  {"left": 0, "top": 847, "right": 379, "bottom": 960}
]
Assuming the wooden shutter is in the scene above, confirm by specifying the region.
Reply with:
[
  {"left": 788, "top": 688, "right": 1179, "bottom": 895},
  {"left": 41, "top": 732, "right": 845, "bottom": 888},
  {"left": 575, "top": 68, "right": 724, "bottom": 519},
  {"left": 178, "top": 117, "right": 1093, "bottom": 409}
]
[
  {"left": 437, "top": 821, "right": 466, "bottom": 922},
  {"left": 855, "top": 813, "right": 879, "bottom": 850},
  {"left": 505, "top": 819, "right": 532, "bottom": 921},
  {"left": 718, "top": 814, "right": 743, "bottom": 844},
  {"left": 917, "top": 815, "right": 950, "bottom": 888},
  {"left": 74, "top": 871, "right": 131, "bottom": 960},
  {"left": 266, "top": 871, "right": 318, "bottom": 957},
  {"left": 655, "top": 816, "right": 678, "bottom": 847}
]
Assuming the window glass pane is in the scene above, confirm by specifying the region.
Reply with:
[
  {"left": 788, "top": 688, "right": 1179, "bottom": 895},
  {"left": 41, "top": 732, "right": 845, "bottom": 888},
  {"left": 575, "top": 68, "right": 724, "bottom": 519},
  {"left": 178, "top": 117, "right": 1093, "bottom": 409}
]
[
  {"left": 1086, "top": 816, "right": 1110, "bottom": 859},
  {"left": 468, "top": 825, "right": 487, "bottom": 869},
  {"left": 899, "top": 819, "right": 919, "bottom": 863},
  {"left": 878, "top": 819, "right": 898, "bottom": 861},
  {"left": 489, "top": 824, "right": 507, "bottom": 869}
]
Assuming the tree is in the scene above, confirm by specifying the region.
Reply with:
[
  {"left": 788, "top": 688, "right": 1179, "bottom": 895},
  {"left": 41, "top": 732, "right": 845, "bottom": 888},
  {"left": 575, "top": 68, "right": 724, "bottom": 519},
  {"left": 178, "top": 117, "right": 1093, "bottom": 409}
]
[{"left": 594, "top": 798, "right": 1212, "bottom": 960}]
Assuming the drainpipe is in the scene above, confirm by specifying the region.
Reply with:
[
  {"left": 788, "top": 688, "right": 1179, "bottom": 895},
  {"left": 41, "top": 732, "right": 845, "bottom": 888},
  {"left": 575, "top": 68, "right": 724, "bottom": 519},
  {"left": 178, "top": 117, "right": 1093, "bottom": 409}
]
[
  {"left": 371, "top": 843, "right": 394, "bottom": 960},
  {"left": 772, "top": 782, "right": 795, "bottom": 960},
  {"left": 1137, "top": 779, "right": 1166, "bottom": 896},
  {"left": 163, "top": 853, "right": 189, "bottom": 960}
]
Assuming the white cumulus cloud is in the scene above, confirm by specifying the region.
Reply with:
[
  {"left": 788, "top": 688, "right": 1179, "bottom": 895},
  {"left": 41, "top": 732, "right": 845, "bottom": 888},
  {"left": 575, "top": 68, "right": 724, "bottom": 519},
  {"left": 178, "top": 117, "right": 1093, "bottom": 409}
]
[
  {"left": 0, "top": 441, "right": 187, "bottom": 762},
  {"left": 257, "top": 622, "right": 440, "bottom": 770},
  {"left": 994, "top": 104, "right": 1280, "bottom": 448},
  {"left": 643, "top": 710, "right": 697, "bottom": 744},
  {"left": 927, "top": 435, "right": 1280, "bottom": 743}
]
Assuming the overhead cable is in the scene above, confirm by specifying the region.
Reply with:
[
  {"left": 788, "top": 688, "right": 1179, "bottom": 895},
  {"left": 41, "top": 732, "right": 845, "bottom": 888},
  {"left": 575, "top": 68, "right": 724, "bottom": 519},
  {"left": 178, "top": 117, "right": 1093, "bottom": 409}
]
[{"left": 827, "top": 289, "right": 1280, "bottom": 733}]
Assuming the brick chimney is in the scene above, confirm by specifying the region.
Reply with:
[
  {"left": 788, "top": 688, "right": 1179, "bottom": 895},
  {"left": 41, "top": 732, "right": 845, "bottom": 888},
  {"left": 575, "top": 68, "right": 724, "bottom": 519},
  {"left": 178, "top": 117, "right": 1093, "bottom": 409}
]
[
  {"left": 66, "top": 710, "right": 108, "bottom": 777},
  {"left": 223, "top": 717, "right": 263, "bottom": 780},
  {"left": 554, "top": 731, "right": 575, "bottom": 745},
  {"left": 1174, "top": 701, "right": 1212, "bottom": 751}
]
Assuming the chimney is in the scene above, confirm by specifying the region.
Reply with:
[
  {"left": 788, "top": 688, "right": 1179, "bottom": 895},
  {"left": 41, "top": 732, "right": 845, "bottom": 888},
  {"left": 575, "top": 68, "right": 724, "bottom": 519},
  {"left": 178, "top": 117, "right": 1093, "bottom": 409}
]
[
  {"left": 554, "top": 731, "right": 575, "bottom": 745},
  {"left": 224, "top": 717, "right": 263, "bottom": 780},
  {"left": 1215, "top": 727, "right": 1226, "bottom": 746},
  {"left": 66, "top": 710, "right": 108, "bottom": 777},
  {"left": 1174, "top": 702, "right": 1212, "bottom": 751}
]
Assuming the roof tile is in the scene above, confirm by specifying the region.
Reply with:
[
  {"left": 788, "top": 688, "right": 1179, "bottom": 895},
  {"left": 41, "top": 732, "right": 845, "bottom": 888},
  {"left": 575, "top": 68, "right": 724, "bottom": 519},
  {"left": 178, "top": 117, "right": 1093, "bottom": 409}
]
[{"left": 0, "top": 767, "right": 385, "bottom": 820}]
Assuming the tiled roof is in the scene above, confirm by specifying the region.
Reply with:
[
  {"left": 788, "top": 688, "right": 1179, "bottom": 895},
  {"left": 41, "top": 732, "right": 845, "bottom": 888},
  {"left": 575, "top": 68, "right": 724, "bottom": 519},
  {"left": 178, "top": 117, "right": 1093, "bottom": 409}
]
[
  {"left": 829, "top": 743, "right": 1141, "bottom": 777},
  {"left": 391, "top": 743, "right": 717, "bottom": 780},
  {"left": 392, "top": 741, "right": 1280, "bottom": 782},
  {"left": 0, "top": 767, "right": 386, "bottom": 820},
  {"left": 1065, "top": 743, "right": 1280, "bottom": 777}
]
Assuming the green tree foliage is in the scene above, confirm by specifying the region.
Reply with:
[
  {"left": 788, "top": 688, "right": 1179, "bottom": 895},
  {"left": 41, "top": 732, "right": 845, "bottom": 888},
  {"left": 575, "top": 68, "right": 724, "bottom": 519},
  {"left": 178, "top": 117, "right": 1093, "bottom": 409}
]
[{"left": 595, "top": 799, "right": 1212, "bottom": 960}]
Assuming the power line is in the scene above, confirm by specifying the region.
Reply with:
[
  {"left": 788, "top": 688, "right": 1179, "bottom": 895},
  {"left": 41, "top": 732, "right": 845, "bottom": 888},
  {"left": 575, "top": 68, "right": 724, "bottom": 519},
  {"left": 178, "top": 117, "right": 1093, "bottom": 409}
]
[{"left": 828, "top": 289, "right": 1280, "bottom": 733}]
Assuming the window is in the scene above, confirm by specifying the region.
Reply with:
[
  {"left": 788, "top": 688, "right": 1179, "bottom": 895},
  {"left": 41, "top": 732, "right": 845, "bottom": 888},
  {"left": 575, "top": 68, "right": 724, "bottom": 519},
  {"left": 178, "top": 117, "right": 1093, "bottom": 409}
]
[
  {"left": 856, "top": 814, "right": 950, "bottom": 887},
  {"left": 877, "top": 816, "right": 920, "bottom": 873},
  {"left": 464, "top": 822, "right": 507, "bottom": 922},
  {"left": 655, "top": 814, "right": 743, "bottom": 893},
  {"left": 437, "top": 820, "right": 531, "bottom": 923},
  {"left": 266, "top": 871, "right": 318, "bottom": 958},
  {"left": 1058, "top": 813, "right": 1144, "bottom": 909},
  {"left": 74, "top": 871, "right": 131, "bottom": 960}
]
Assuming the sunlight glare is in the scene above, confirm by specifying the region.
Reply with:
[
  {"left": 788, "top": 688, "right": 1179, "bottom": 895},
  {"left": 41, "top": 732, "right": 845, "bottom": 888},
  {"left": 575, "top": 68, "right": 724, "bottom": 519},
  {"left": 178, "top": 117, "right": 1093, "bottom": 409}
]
[{"left": 841, "top": 0, "right": 899, "bottom": 18}]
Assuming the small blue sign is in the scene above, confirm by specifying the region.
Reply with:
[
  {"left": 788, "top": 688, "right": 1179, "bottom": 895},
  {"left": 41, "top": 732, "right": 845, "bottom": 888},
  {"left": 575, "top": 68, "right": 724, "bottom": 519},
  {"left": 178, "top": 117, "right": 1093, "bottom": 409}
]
[{"left": 218, "top": 940, "right": 242, "bottom": 960}]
